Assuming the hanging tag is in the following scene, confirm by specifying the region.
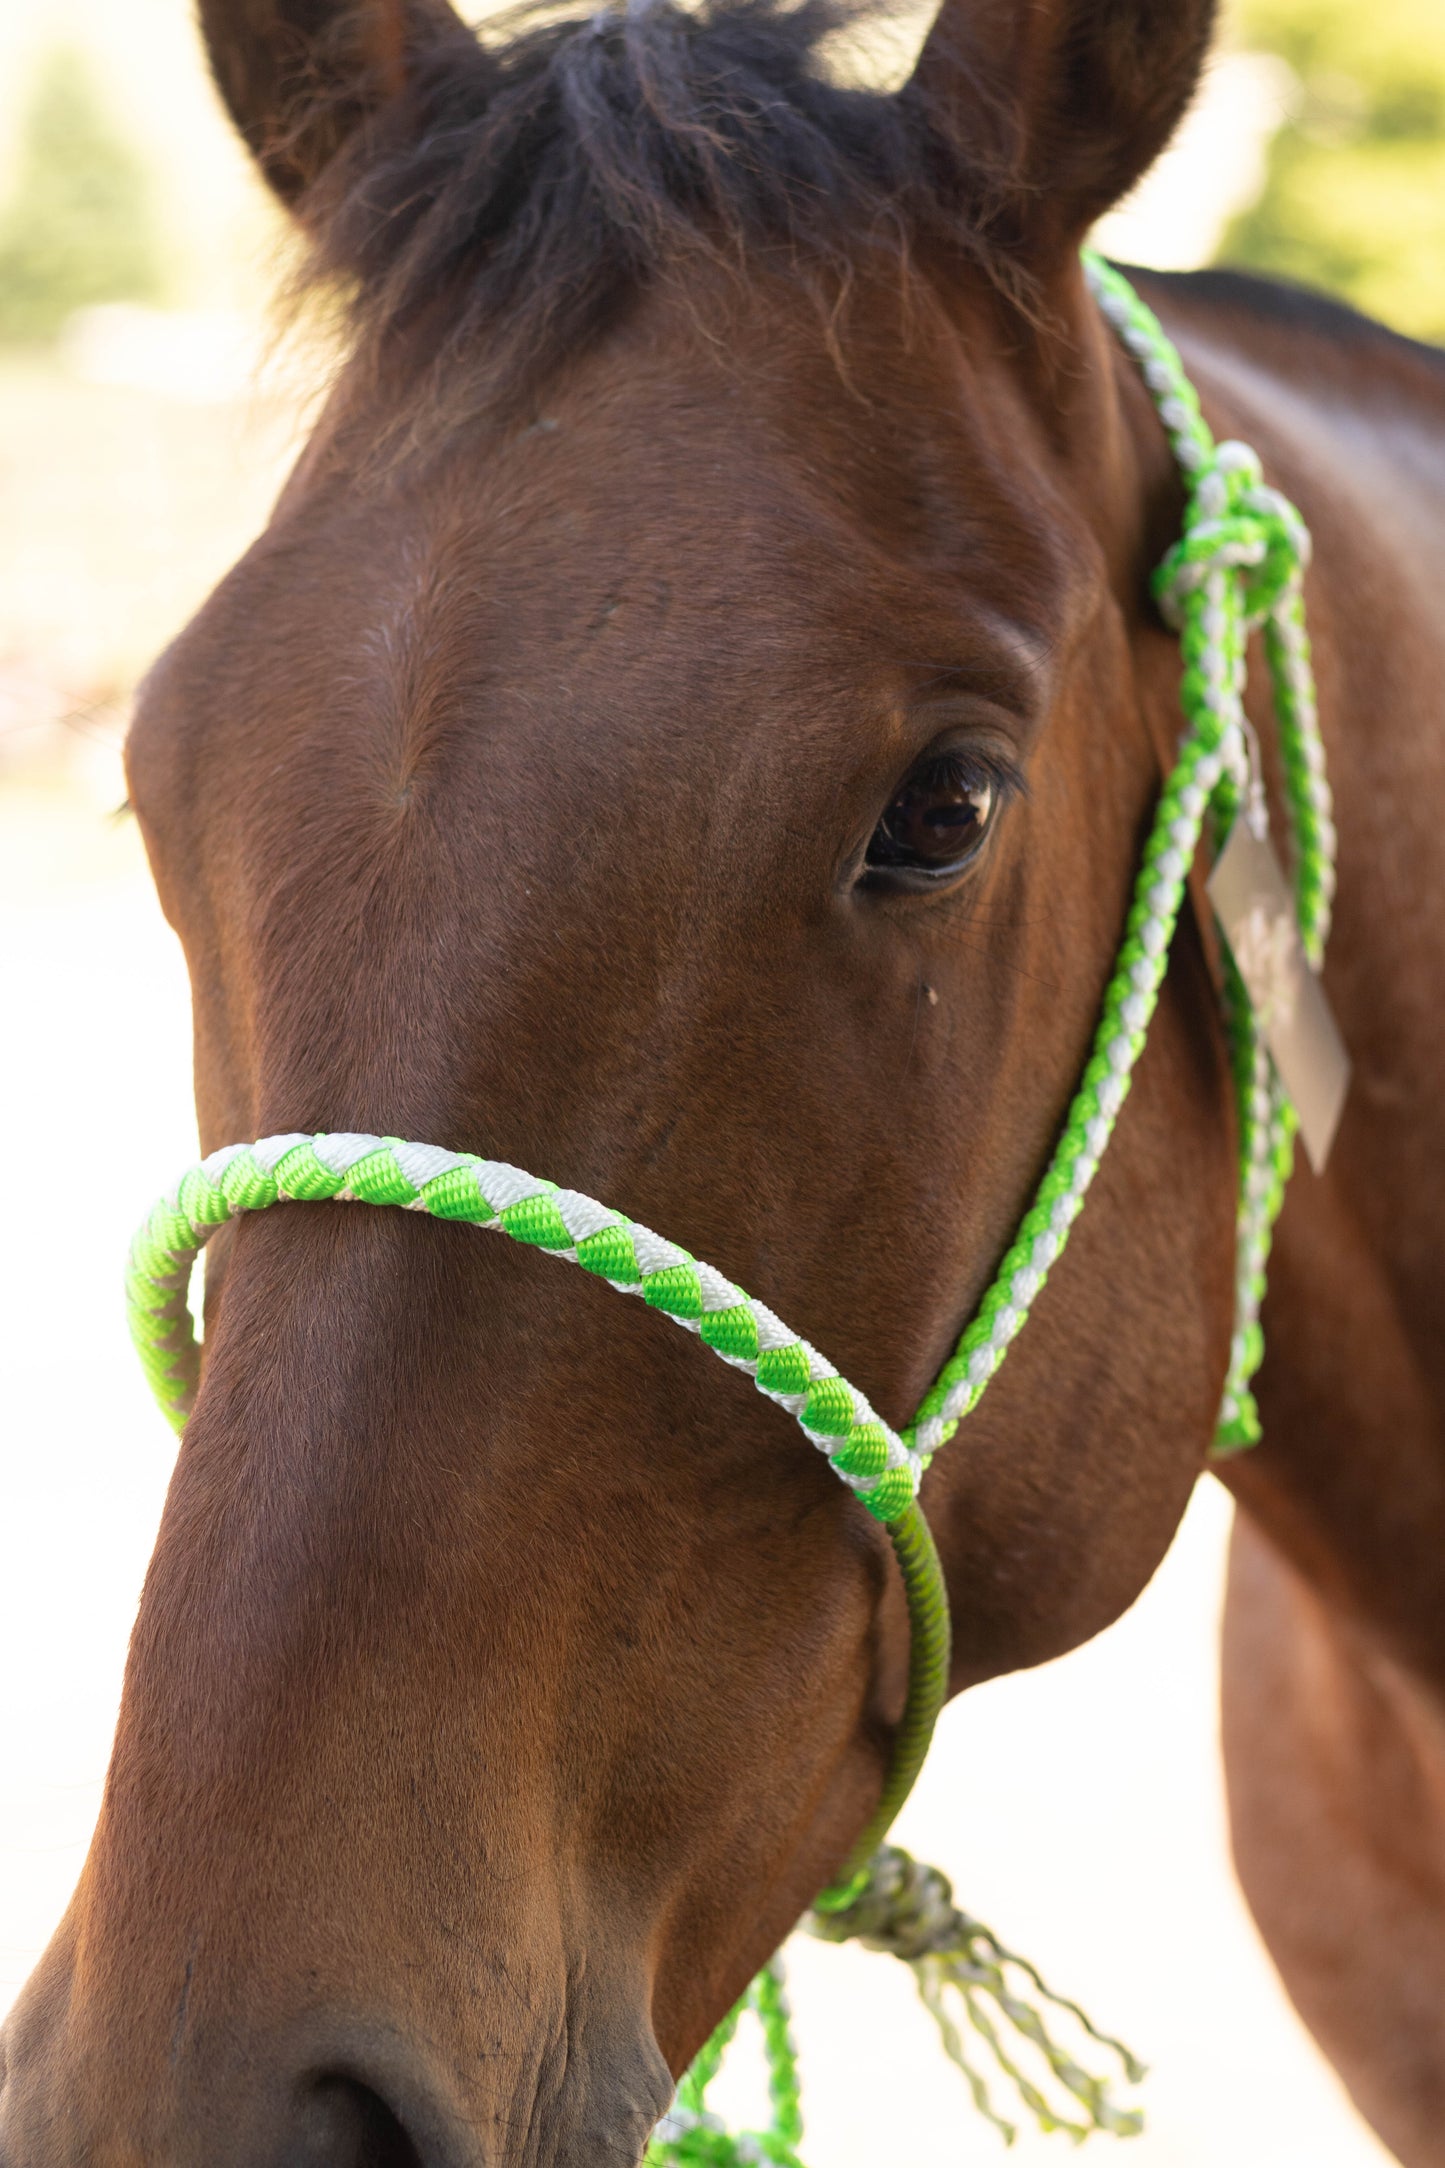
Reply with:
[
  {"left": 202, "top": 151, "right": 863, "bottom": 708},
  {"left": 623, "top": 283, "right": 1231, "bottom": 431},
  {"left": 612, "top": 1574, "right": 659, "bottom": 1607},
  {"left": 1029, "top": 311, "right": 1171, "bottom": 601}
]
[{"left": 1207, "top": 817, "right": 1351, "bottom": 1174}]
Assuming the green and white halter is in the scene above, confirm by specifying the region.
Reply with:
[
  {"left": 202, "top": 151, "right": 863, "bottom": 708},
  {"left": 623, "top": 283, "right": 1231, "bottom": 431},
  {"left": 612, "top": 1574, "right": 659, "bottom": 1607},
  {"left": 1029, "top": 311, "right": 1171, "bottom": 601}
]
[{"left": 124, "top": 258, "right": 1334, "bottom": 2161}]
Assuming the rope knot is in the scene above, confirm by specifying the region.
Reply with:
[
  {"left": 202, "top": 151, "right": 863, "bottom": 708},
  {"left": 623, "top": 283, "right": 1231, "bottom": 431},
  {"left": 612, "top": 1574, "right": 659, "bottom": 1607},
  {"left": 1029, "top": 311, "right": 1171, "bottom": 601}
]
[
  {"left": 1153, "top": 439, "right": 1312, "bottom": 631},
  {"left": 807, "top": 1844, "right": 966, "bottom": 1962}
]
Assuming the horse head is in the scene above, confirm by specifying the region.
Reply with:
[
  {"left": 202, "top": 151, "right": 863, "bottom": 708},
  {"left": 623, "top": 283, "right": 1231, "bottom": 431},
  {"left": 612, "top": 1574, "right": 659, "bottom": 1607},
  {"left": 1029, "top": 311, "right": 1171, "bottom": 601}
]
[{"left": 1, "top": 0, "right": 1236, "bottom": 2160}]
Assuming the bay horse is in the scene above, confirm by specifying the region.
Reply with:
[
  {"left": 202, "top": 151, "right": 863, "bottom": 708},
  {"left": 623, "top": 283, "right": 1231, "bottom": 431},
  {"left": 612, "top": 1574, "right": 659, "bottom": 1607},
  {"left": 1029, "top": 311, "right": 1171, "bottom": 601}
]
[{"left": 4, "top": 0, "right": 1445, "bottom": 2160}]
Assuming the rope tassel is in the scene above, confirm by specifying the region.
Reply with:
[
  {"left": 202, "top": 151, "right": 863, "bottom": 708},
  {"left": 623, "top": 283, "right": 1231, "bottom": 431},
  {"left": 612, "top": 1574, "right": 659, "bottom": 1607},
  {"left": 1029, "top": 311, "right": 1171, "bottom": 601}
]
[
  {"left": 646, "top": 1852, "right": 1143, "bottom": 2167},
  {"left": 808, "top": 1850, "right": 1145, "bottom": 2148}
]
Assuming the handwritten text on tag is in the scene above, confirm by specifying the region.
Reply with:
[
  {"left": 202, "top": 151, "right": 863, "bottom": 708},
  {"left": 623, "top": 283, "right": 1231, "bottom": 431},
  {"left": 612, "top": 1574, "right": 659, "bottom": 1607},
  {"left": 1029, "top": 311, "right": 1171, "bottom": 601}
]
[{"left": 1207, "top": 817, "right": 1351, "bottom": 1174}]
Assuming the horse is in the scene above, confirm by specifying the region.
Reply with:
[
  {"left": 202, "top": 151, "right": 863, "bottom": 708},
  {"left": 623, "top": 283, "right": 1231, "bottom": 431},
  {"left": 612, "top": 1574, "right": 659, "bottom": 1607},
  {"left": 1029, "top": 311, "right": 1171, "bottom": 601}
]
[{"left": 4, "top": 0, "right": 1445, "bottom": 2159}]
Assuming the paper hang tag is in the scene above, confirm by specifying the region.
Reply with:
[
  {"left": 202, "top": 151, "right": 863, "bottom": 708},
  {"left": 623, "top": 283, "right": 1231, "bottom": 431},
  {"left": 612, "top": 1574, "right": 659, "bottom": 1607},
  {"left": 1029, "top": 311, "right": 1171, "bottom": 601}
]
[{"left": 1207, "top": 814, "right": 1351, "bottom": 1175}]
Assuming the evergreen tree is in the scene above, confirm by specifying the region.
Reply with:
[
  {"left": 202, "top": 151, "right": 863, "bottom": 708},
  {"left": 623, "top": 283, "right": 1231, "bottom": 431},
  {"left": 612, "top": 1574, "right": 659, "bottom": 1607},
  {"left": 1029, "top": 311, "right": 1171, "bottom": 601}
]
[
  {"left": 0, "top": 48, "right": 165, "bottom": 345},
  {"left": 1224, "top": 0, "right": 1445, "bottom": 341}
]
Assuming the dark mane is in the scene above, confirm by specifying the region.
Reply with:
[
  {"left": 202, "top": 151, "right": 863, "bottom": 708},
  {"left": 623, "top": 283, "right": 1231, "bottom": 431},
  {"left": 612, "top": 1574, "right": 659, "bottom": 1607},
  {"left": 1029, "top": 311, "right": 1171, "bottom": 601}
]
[
  {"left": 302, "top": 0, "right": 1016, "bottom": 434},
  {"left": 1136, "top": 263, "right": 1445, "bottom": 378}
]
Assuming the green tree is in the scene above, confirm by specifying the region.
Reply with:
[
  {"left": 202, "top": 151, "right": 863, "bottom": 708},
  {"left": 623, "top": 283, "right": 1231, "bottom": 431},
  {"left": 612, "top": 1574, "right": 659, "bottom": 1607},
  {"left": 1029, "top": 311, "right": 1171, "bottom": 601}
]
[
  {"left": 1223, "top": 0, "right": 1445, "bottom": 340},
  {"left": 0, "top": 47, "right": 165, "bottom": 345}
]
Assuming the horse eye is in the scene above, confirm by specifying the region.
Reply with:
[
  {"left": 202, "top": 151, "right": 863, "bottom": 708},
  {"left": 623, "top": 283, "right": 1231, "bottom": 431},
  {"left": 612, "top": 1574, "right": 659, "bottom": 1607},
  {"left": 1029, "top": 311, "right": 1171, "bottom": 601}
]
[{"left": 864, "top": 760, "right": 999, "bottom": 886}]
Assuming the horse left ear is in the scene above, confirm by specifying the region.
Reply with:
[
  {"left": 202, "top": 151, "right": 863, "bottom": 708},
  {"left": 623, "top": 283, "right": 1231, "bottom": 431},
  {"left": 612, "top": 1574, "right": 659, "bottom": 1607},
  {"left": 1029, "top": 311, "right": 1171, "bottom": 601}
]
[
  {"left": 904, "top": 0, "right": 1218, "bottom": 264},
  {"left": 198, "top": 0, "right": 469, "bottom": 213}
]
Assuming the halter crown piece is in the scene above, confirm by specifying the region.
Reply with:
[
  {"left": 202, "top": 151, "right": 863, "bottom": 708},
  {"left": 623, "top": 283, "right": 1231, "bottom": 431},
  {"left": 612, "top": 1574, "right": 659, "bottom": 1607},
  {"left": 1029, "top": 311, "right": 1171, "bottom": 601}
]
[{"left": 124, "top": 258, "right": 1334, "bottom": 2162}]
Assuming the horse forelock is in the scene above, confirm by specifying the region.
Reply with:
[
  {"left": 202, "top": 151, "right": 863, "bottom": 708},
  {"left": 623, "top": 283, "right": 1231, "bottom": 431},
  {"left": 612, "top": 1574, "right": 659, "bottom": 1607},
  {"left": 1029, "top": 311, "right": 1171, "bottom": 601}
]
[{"left": 293, "top": 0, "right": 1030, "bottom": 448}]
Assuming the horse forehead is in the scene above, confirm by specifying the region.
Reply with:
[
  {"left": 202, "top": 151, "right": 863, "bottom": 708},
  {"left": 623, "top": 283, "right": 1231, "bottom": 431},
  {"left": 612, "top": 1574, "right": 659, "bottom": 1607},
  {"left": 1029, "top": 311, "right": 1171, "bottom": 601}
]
[
  {"left": 439, "top": 329, "right": 1070, "bottom": 593},
  {"left": 133, "top": 308, "right": 1078, "bottom": 849},
  {"left": 331, "top": 368, "right": 1072, "bottom": 726}
]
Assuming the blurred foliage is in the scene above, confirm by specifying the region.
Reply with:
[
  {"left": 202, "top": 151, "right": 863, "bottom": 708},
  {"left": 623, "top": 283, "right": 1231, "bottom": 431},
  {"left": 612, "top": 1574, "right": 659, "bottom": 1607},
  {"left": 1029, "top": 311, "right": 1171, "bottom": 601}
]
[
  {"left": 1224, "top": 0, "right": 1445, "bottom": 340},
  {"left": 0, "top": 48, "right": 165, "bottom": 345}
]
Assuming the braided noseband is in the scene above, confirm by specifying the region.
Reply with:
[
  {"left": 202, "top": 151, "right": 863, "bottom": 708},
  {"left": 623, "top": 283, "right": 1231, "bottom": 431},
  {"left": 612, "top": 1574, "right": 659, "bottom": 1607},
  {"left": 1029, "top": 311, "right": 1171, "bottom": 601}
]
[{"left": 123, "top": 260, "right": 1334, "bottom": 2158}]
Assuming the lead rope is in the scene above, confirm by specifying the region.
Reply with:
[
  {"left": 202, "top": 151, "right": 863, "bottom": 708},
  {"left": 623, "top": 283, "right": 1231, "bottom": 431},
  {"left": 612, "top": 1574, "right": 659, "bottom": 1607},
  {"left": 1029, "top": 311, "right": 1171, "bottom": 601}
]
[{"left": 123, "top": 260, "right": 1333, "bottom": 2160}]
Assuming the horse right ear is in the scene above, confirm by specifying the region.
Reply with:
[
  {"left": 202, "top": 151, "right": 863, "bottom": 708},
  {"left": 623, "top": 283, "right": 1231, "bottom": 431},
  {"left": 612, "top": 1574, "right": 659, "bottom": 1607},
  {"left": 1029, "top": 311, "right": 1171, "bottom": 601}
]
[
  {"left": 198, "top": 0, "right": 468, "bottom": 212},
  {"left": 904, "top": 0, "right": 1219, "bottom": 268}
]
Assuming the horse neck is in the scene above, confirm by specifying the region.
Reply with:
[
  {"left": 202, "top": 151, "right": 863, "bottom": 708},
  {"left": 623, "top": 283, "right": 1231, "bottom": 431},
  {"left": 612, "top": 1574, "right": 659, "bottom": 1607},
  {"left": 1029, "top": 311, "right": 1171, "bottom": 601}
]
[{"left": 1148, "top": 277, "right": 1445, "bottom": 1689}]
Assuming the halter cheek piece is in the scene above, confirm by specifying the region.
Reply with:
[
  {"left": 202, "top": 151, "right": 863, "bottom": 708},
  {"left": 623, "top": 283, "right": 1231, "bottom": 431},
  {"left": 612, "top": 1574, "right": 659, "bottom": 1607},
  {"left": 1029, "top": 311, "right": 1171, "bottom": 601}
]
[{"left": 124, "top": 259, "right": 1334, "bottom": 2162}]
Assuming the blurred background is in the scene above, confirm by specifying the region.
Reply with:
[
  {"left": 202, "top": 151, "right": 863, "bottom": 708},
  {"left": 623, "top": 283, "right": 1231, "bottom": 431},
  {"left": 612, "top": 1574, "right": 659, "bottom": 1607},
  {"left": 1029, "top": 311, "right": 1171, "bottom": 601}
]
[{"left": 2, "top": 0, "right": 1441, "bottom": 2159}]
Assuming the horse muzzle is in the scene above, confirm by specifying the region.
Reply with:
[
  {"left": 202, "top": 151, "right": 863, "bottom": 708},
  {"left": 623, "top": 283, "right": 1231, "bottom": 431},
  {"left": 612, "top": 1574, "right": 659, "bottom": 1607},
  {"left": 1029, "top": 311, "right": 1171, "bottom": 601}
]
[{"left": 0, "top": 1933, "right": 670, "bottom": 2168}]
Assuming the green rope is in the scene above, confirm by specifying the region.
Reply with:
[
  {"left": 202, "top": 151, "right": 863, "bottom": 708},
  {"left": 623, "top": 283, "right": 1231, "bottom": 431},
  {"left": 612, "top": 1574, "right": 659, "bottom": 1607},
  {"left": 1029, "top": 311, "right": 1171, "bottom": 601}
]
[
  {"left": 1084, "top": 255, "right": 1333, "bottom": 1452},
  {"left": 812, "top": 1502, "right": 952, "bottom": 1913},
  {"left": 126, "top": 1132, "right": 925, "bottom": 1520},
  {"left": 655, "top": 1845, "right": 1148, "bottom": 2167},
  {"left": 810, "top": 1848, "right": 1146, "bottom": 2145},
  {"left": 649, "top": 1961, "right": 807, "bottom": 2168},
  {"left": 122, "top": 258, "right": 1336, "bottom": 2161}
]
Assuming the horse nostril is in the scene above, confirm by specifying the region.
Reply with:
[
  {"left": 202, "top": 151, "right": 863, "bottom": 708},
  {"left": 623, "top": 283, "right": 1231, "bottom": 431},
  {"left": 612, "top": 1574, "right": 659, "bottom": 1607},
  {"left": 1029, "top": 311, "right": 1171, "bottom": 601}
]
[{"left": 292, "top": 2074, "right": 425, "bottom": 2168}]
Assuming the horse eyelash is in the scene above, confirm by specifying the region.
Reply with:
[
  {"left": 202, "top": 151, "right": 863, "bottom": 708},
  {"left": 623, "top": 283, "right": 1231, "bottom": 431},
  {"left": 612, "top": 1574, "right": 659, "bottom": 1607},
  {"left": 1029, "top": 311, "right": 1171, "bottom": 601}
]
[{"left": 917, "top": 745, "right": 1028, "bottom": 806}]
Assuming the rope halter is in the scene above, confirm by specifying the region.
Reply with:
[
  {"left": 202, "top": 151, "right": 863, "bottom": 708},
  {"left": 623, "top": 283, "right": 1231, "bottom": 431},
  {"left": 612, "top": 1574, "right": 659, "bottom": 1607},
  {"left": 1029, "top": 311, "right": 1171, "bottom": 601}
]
[
  {"left": 122, "top": 258, "right": 1337, "bottom": 2162},
  {"left": 1154, "top": 439, "right": 1312, "bottom": 633}
]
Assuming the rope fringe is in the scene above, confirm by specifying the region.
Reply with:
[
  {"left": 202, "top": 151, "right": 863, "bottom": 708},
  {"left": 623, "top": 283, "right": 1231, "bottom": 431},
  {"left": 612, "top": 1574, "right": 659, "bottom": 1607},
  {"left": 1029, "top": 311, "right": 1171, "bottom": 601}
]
[
  {"left": 810, "top": 1850, "right": 1144, "bottom": 2147},
  {"left": 645, "top": 1850, "right": 1144, "bottom": 2167}
]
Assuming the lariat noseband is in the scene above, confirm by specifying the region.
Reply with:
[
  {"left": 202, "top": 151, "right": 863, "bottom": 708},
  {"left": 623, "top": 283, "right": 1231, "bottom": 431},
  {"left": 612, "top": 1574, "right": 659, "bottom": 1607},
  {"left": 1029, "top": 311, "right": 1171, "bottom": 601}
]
[{"left": 124, "top": 259, "right": 1335, "bottom": 2159}]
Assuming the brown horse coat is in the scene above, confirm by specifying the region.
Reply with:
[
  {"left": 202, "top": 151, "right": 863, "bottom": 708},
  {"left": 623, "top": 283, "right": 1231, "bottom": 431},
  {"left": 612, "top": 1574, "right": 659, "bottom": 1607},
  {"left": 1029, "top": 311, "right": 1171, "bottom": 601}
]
[{"left": 3, "top": 1, "right": 1445, "bottom": 2162}]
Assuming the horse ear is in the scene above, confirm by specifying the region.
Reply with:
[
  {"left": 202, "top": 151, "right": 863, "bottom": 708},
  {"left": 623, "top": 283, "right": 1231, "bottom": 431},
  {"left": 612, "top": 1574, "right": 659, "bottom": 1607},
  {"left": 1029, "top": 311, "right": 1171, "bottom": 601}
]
[
  {"left": 904, "top": 0, "right": 1218, "bottom": 263},
  {"left": 197, "top": 0, "right": 467, "bottom": 211}
]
